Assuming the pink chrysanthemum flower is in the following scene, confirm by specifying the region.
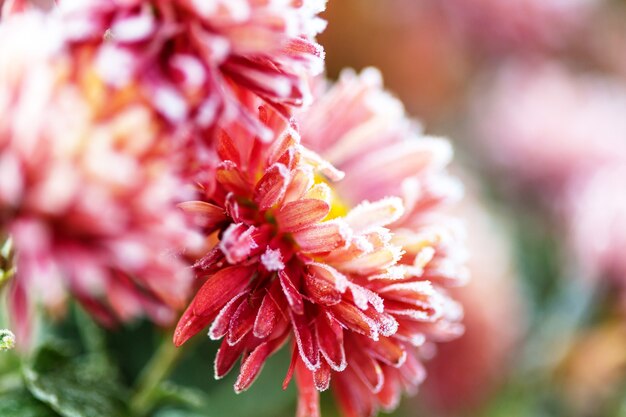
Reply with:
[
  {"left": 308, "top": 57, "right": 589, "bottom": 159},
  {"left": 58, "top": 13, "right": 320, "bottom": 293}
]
[
  {"left": 297, "top": 68, "right": 467, "bottom": 417},
  {"left": 0, "top": 12, "right": 198, "bottom": 344},
  {"left": 174, "top": 105, "right": 410, "bottom": 400},
  {"left": 174, "top": 69, "right": 466, "bottom": 417},
  {"left": 55, "top": 0, "right": 326, "bottom": 141}
]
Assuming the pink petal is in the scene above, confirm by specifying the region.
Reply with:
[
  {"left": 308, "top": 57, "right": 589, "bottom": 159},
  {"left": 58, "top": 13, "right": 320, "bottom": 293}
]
[
  {"left": 292, "top": 221, "right": 351, "bottom": 253},
  {"left": 254, "top": 163, "right": 290, "bottom": 210},
  {"left": 344, "top": 197, "right": 405, "bottom": 234},
  {"left": 219, "top": 223, "right": 258, "bottom": 264},
  {"left": 275, "top": 199, "right": 330, "bottom": 233},
  {"left": 283, "top": 167, "right": 314, "bottom": 204}
]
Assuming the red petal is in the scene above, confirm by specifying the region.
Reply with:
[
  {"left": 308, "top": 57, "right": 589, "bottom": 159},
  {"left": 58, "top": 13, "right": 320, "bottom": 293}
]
[
  {"left": 316, "top": 312, "right": 346, "bottom": 372},
  {"left": 283, "top": 344, "right": 299, "bottom": 390},
  {"left": 234, "top": 332, "right": 288, "bottom": 393},
  {"left": 331, "top": 302, "right": 379, "bottom": 341},
  {"left": 364, "top": 336, "right": 407, "bottom": 368},
  {"left": 376, "top": 368, "right": 402, "bottom": 412},
  {"left": 254, "top": 163, "right": 290, "bottom": 210},
  {"left": 216, "top": 130, "right": 241, "bottom": 166},
  {"left": 228, "top": 296, "right": 258, "bottom": 346},
  {"left": 295, "top": 358, "right": 321, "bottom": 417},
  {"left": 208, "top": 291, "right": 249, "bottom": 340},
  {"left": 314, "top": 360, "right": 331, "bottom": 392},
  {"left": 279, "top": 269, "right": 305, "bottom": 315},
  {"left": 276, "top": 199, "right": 330, "bottom": 233},
  {"left": 347, "top": 344, "right": 385, "bottom": 394},
  {"left": 289, "top": 309, "right": 320, "bottom": 371},
  {"left": 333, "top": 369, "right": 376, "bottom": 417},
  {"left": 173, "top": 265, "right": 254, "bottom": 347},
  {"left": 253, "top": 280, "right": 287, "bottom": 339},
  {"left": 304, "top": 264, "right": 348, "bottom": 306},
  {"left": 178, "top": 201, "right": 227, "bottom": 231},
  {"left": 214, "top": 336, "right": 246, "bottom": 379},
  {"left": 216, "top": 161, "right": 251, "bottom": 196}
]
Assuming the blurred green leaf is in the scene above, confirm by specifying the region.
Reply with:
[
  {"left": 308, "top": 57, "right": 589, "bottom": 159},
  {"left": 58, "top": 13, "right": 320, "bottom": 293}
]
[
  {"left": 0, "top": 389, "right": 59, "bottom": 417},
  {"left": 23, "top": 342, "right": 128, "bottom": 417},
  {"left": 151, "top": 381, "right": 208, "bottom": 409}
]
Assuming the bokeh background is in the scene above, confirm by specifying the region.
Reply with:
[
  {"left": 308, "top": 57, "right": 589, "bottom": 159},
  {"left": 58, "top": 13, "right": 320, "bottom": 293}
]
[
  {"left": 2, "top": 1, "right": 626, "bottom": 416},
  {"left": 316, "top": 1, "right": 626, "bottom": 416}
]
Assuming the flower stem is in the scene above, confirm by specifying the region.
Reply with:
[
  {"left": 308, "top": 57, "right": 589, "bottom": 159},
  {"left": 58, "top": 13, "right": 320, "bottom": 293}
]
[{"left": 130, "top": 334, "right": 184, "bottom": 417}]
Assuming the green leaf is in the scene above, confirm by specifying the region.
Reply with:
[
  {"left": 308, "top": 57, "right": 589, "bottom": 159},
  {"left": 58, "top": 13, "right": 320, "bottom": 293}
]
[
  {"left": 23, "top": 342, "right": 128, "bottom": 417},
  {"left": 0, "top": 389, "right": 59, "bottom": 417}
]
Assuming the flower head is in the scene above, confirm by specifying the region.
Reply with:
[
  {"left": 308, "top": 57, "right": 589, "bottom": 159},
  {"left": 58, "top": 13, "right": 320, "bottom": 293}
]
[
  {"left": 0, "top": 12, "right": 198, "bottom": 344},
  {"left": 56, "top": 0, "right": 326, "bottom": 142},
  {"left": 174, "top": 105, "right": 406, "bottom": 394},
  {"left": 175, "top": 69, "right": 467, "bottom": 417}
]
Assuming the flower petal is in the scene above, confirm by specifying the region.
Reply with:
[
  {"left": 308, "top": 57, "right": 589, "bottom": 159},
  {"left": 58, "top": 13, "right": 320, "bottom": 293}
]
[
  {"left": 289, "top": 308, "right": 320, "bottom": 371},
  {"left": 234, "top": 332, "right": 288, "bottom": 393},
  {"left": 279, "top": 269, "right": 305, "bottom": 315},
  {"left": 295, "top": 357, "right": 321, "bottom": 417},
  {"left": 276, "top": 199, "right": 330, "bottom": 233},
  {"left": 254, "top": 163, "right": 290, "bottom": 210},
  {"left": 173, "top": 265, "right": 254, "bottom": 347},
  {"left": 292, "top": 221, "right": 351, "bottom": 253},
  {"left": 344, "top": 197, "right": 405, "bottom": 234},
  {"left": 316, "top": 311, "right": 346, "bottom": 372}
]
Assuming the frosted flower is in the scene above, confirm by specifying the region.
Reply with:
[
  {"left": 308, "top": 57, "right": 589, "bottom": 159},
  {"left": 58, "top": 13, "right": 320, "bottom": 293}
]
[
  {"left": 174, "top": 104, "right": 402, "bottom": 387},
  {"left": 0, "top": 329, "right": 15, "bottom": 351},
  {"left": 173, "top": 99, "right": 459, "bottom": 417},
  {"left": 0, "top": 12, "right": 198, "bottom": 345},
  {"left": 473, "top": 61, "right": 626, "bottom": 196},
  {"left": 56, "top": 0, "right": 327, "bottom": 141}
]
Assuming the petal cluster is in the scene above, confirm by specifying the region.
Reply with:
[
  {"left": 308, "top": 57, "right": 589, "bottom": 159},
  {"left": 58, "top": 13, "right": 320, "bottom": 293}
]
[
  {"left": 175, "top": 69, "right": 467, "bottom": 417},
  {"left": 57, "top": 0, "right": 326, "bottom": 140},
  {"left": 0, "top": 13, "right": 197, "bottom": 343}
]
